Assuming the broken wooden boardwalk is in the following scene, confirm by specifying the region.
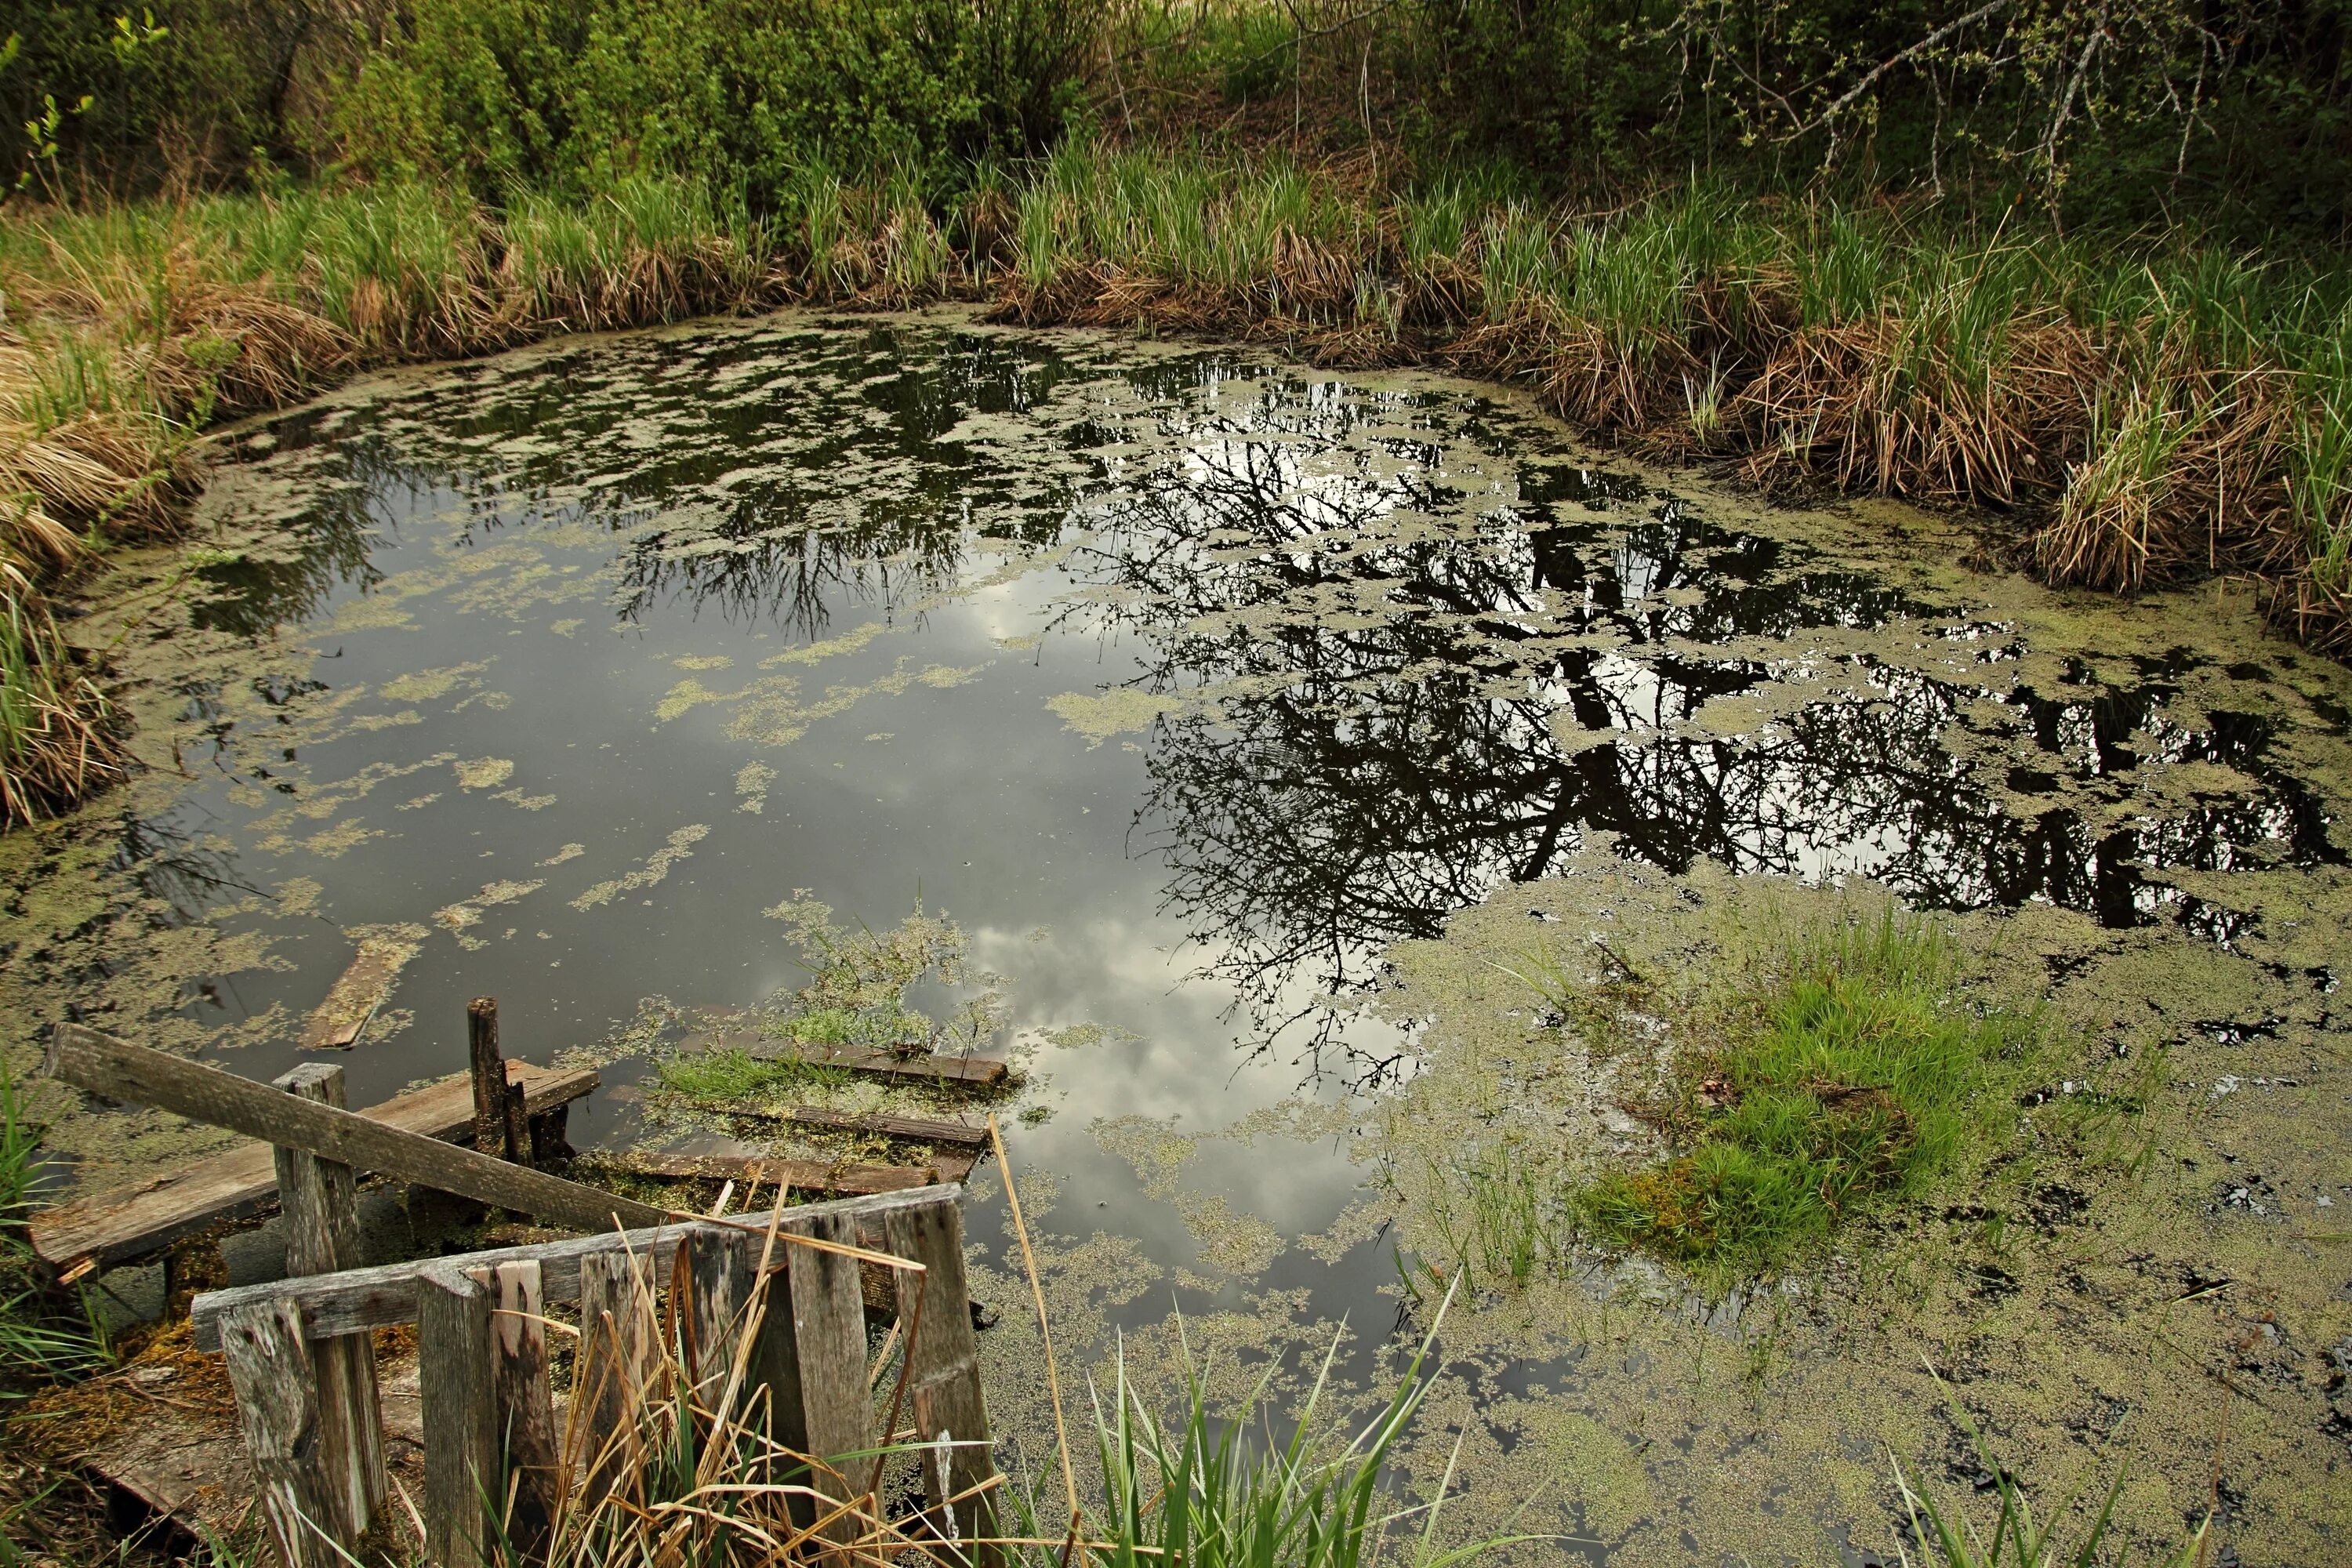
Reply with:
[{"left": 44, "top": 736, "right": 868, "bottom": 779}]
[{"left": 31, "top": 1059, "right": 597, "bottom": 1278}]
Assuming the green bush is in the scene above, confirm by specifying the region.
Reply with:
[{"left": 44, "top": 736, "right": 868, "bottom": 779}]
[{"left": 336, "top": 0, "right": 1086, "bottom": 206}]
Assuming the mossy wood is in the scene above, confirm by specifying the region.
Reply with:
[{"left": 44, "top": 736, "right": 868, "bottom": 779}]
[
  {"left": 583, "top": 1146, "right": 975, "bottom": 1191},
  {"left": 695, "top": 1028, "right": 1007, "bottom": 1087},
  {"left": 45, "top": 1023, "right": 660, "bottom": 1239},
  {"left": 775, "top": 1105, "right": 989, "bottom": 1145},
  {"left": 30, "top": 1056, "right": 597, "bottom": 1276}
]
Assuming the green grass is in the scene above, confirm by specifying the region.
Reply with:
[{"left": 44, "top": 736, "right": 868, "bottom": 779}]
[
  {"left": 1893, "top": 1368, "right": 2209, "bottom": 1568},
  {"left": 1574, "top": 910, "right": 2045, "bottom": 1279},
  {"left": 651, "top": 1046, "right": 848, "bottom": 1103},
  {"left": 1048, "top": 1281, "right": 1522, "bottom": 1568},
  {"left": 0, "top": 1057, "right": 107, "bottom": 1386}
]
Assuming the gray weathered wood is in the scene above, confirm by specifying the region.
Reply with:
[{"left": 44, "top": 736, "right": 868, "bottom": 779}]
[
  {"left": 220, "top": 1298, "right": 342, "bottom": 1568},
  {"left": 272, "top": 1064, "right": 384, "bottom": 1543},
  {"left": 468, "top": 998, "right": 505, "bottom": 1156},
  {"left": 482, "top": 1260, "right": 560, "bottom": 1563},
  {"left": 419, "top": 1261, "right": 499, "bottom": 1568},
  {"left": 882, "top": 1199, "right": 995, "bottom": 1559},
  {"left": 684, "top": 1227, "right": 753, "bottom": 1407},
  {"left": 49, "top": 1023, "right": 664, "bottom": 1241},
  {"left": 191, "top": 1184, "right": 959, "bottom": 1349},
  {"left": 782, "top": 1208, "right": 878, "bottom": 1523},
  {"left": 30, "top": 1062, "right": 599, "bottom": 1276},
  {"left": 575, "top": 1249, "right": 657, "bottom": 1504}
]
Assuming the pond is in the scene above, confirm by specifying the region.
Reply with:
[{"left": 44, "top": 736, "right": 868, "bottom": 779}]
[{"left": 4, "top": 307, "right": 2346, "bottom": 1565}]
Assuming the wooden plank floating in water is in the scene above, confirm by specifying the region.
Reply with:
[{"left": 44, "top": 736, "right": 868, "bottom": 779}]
[
  {"left": 582, "top": 1148, "right": 975, "bottom": 1192},
  {"left": 695, "top": 1028, "right": 1010, "bottom": 1088},
  {"left": 190, "top": 1184, "right": 959, "bottom": 1349},
  {"left": 46, "top": 1025, "right": 663, "bottom": 1243},
  {"left": 713, "top": 1104, "right": 989, "bottom": 1146},
  {"left": 31, "top": 1057, "right": 599, "bottom": 1276},
  {"left": 299, "top": 928, "right": 426, "bottom": 1051}
]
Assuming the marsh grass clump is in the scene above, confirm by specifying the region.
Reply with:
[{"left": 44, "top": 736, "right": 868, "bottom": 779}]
[
  {"left": 1575, "top": 909, "right": 2046, "bottom": 1279},
  {"left": 652, "top": 1047, "right": 851, "bottom": 1104}
]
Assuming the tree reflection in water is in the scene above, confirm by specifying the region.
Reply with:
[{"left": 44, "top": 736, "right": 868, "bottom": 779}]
[
  {"left": 1054, "top": 372, "right": 2342, "bottom": 1073},
  {"left": 165, "top": 325, "right": 2343, "bottom": 1077}
]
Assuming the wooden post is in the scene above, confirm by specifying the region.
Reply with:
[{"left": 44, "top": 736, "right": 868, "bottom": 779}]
[
  {"left": 575, "top": 1250, "right": 657, "bottom": 1504},
  {"left": 419, "top": 1261, "right": 498, "bottom": 1568},
  {"left": 482, "top": 1260, "right": 560, "bottom": 1564},
  {"left": 782, "top": 1210, "right": 877, "bottom": 1529},
  {"left": 273, "top": 1064, "right": 385, "bottom": 1544},
  {"left": 684, "top": 1227, "right": 754, "bottom": 1407},
  {"left": 467, "top": 998, "right": 504, "bottom": 1157},
  {"left": 220, "top": 1298, "right": 342, "bottom": 1568},
  {"left": 503, "top": 1076, "right": 531, "bottom": 1167},
  {"left": 528, "top": 1103, "right": 573, "bottom": 1164},
  {"left": 882, "top": 1198, "right": 994, "bottom": 1562}
]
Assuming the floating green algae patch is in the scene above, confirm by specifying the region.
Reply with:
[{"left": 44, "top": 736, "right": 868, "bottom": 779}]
[{"left": 1563, "top": 909, "right": 2049, "bottom": 1276}]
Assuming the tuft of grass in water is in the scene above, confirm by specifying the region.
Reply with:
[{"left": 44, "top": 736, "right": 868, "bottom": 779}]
[
  {"left": 1022, "top": 1278, "right": 1520, "bottom": 1568},
  {"left": 1892, "top": 1365, "right": 2209, "bottom": 1568},
  {"left": 652, "top": 1046, "right": 848, "bottom": 1104},
  {"left": 1575, "top": 909, "right": 2045, "bottom": 1280}
]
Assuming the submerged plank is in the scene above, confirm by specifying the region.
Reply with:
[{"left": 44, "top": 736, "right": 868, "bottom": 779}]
[
  {"left": 580, "top": 1148, "right": 975, "bottom": 1194},
  {"left": 299, "top": 927, "right": 427, "bottom": 1051},
  {"left": 776, "top": 1106, "right": 989, "bottom": 1145},
  {"left": 33, "top": 1058, "right": 600, "bottom": 1276},
  {"left": 696, "top": 1029, "right": 1008, "bottom": 1088}
]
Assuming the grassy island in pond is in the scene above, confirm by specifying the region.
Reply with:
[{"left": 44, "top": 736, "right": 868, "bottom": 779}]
[{"left": 1564, "top": 912, "right": 2048, "bottom": 1277}]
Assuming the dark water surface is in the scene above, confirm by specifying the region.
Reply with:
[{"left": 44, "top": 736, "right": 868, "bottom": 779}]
[{"left": 21, "top": 309, "right": 2351, "bottom": 1565}]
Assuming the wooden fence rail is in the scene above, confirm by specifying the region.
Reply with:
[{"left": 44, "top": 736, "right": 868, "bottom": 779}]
[{"left": 198, "top": 1183, "right": 993, "bottom": 1567}]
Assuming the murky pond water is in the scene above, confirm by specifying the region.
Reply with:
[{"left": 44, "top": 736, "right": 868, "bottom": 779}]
[{"left": 5, "top": 307, "right": 2347, "bottom": 1564}]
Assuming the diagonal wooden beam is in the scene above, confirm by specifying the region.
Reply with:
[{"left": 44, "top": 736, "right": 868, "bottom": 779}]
[{"left": 47, "top": 1023, "right": 663, "bottom": 1242}]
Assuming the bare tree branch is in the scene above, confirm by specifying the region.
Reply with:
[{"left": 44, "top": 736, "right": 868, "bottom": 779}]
[{"left": 1785, "top": 0, "right": 2016, "bottom": 141}]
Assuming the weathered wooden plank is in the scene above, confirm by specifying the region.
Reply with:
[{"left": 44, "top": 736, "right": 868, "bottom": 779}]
[
  {"left": 683, "top": 1227, "right": 753, "bottom": 1407},
  {"left": 300, "top": 929, "right": 425, "bottom": 1051},
  {"left": 193, "top": 1185, "right": 960, "bottom": 1349},
  {"left": 758, "top": 1106, "right": 989, "bottom": 1146},
  {"left": 782, "top": 1207, "right": 878, "bottom": 1522},
  {"left": 31, "top": 1060, "right": 597, "bottom": 1274},
  {"left": 482, "top": 1260, "right": 560, "bottom": 1563},
  {"left": 273, "top": 1064, "right": 384, "bottom": 1544},
  {"left": 468, "top": 998, "right": 506, "bottom": 1157},
  {"left": 696, "top": 1030, "right": 1007, "bottom": 1088},
  {"left": 220, "top": 1297, "right": 342, "bottom": 1568},
  {"left": 575, "top": 1249, "right": 657, "bottom": 1504},
  {"left": 880, "top": 1198, "right": 994, "bottom": 1560},
  {"left": 579, "top": 1149, "right": 972, "bottom": 1195},
  {"left": 419, "top": 1261, "right": 499, "bottom": 1568},
  {"left": 48, "top": 1024, "right": 663, "bottom": 1241}
]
